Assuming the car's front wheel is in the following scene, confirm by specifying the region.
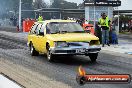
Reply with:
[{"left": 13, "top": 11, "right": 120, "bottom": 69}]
[
  {"left": 46, "top": 44, "right": 55, "bottom": 62},
  {"left": 88, "top": 53, "right": 98, "bottom": 62},
  {"left": 30, "top": 43, "right": 39, "bottom": 56}
]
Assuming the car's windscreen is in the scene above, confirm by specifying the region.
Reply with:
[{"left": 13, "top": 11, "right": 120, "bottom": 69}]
[{"left": 46, "top": 22, "right": 85, "bottom": 34}]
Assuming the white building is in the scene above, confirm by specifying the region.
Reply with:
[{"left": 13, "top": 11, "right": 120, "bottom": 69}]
[{"left": 84, "top": 0, "right": 121, "bottom": 25}]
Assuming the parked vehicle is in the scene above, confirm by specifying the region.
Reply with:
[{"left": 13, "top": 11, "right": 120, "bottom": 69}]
[{"left": 83, "top": 23, "right": 95, "bottom": 35}]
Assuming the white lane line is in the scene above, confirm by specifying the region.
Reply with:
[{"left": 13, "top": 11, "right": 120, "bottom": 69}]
[{"left": 0, "top": 74, "right": 22, "bottom": 88}]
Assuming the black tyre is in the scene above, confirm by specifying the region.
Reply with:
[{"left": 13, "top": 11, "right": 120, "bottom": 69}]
[
  {"left": 30, "top": 43, "right": 39, "bottom": 56},
  {"left": 46, "top": 44, "right": 54, "bottom": 62},
  {"left": 89, "top": 53, "right": 98, "bottom": 62}
]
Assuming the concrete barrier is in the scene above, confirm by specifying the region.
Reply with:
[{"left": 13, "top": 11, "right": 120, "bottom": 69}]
[{"left": 0, "top": 26, "right": 17, "bottom": 32}]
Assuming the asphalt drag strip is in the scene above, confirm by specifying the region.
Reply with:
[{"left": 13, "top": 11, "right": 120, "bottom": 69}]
[{"left": 0, "top": 33, "right": 132, "bottom": 88}]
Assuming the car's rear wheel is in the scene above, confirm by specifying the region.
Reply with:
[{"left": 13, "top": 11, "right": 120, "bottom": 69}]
[
  {"left": 46, "top": 44, "right": 54, "bottom": 62},
  {"left": 88, "top": 53, "right": 98, "bottom": 62},
  {"left": 30, "top": 43, "right": 39, "bottom": 56}
]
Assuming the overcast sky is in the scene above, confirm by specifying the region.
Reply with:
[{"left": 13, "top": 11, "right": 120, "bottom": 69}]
[{"left": 118, "top": 0, "right": 132, "bottom": 10}]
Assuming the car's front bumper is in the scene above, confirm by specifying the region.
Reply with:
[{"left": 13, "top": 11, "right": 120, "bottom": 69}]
[{"left": 50, "top": 45, "right": 101, "bottom": 55}]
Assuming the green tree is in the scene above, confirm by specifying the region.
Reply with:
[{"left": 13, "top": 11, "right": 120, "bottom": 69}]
[
  {"left": 78, "top": 2, "right": 85, "bottom": 9},
  {"left": 0, "top": 0, "right": 34, "bottom": 18},
  {"left": 33, "top": 0, "right": 47, "bottom": 9},
  {"left": 51, "top": 0, "right": 77, "bottom": 9},
  {"left": 120, "top": 15, "right": 131, "bottom": 24},
  {"left": 119, "top": 15, "right": 132, "bottom": 31},
  {"left": 50, "top": 0, "right": 78, "bottom": 19}
]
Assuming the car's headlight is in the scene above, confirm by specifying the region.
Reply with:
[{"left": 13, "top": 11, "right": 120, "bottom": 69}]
[{"left": 55, "top": 41, "right": 69, "bottom": 47}]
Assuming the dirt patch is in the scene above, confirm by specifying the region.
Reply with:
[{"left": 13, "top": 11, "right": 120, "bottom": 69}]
[{"left": 0, "top": 58, "right": 71, "bottom": 88}]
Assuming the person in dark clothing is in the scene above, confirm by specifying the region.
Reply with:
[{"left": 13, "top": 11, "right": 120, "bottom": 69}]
[{"left": 95, "top": 23, "right": 102, "bottom": 43}]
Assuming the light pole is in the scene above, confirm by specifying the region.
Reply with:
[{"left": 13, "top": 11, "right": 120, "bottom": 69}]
[
  {"left": 19, "top": 0, "right": 22, "bottom": 31},
  {"left": 117, "top": 7, "right": 119, "bottom": 35},
  {"left": 60, "top": 2, "right": 64, "bottom": 19}
]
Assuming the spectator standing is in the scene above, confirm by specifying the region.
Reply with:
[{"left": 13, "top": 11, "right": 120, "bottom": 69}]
[
  {"left": 98, "top": 13, "right": 110, "bottom": 47},
  {"left": 38, "top": 14, "right": 43, "bottom": 21}
]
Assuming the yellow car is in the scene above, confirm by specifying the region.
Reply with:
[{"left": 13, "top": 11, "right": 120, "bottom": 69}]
[{"left": 27, "top": 20, "right": 101, "bottom": 62}]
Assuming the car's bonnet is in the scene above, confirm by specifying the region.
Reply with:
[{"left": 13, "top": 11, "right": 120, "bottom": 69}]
[{"left": 46, "top": 33, "right": 99, "bottom": 42}]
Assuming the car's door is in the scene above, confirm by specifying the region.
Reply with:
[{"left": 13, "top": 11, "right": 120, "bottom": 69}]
[
  {"left": 32, "top": 24, "right": 43, "bottom": 51},
  {"left": 29, "top": 23, "right": 39, "bottom": 49},
  {"left": 36, "top": 24, "right": 47, "bottom": 53}
]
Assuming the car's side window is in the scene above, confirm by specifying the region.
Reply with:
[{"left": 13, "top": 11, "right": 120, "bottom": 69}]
[
  {"left": 40, "top": 24, "right": 44, "bottom": 33},
  {"left": 46, "top": 23, "right": 51, "bottom": 34},
  {"left": 30, "top": 24, "right": 38, "bottom": 34},
  {"left": 35, "top": 24, "right": 43, "bottom": 35}
]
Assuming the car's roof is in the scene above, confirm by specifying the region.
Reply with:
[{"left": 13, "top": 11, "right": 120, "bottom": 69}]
[{"left": 35, "top": 19, "right": 76, "bottom": 24}]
